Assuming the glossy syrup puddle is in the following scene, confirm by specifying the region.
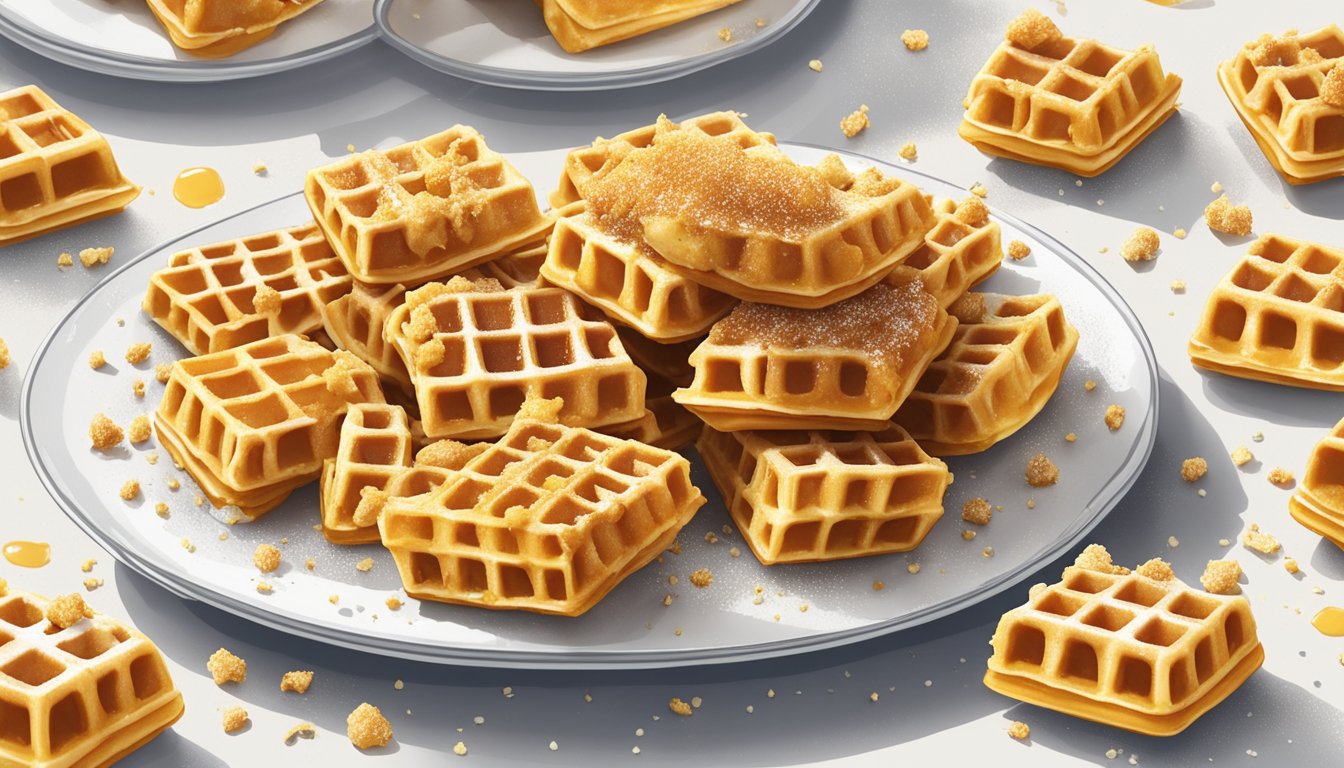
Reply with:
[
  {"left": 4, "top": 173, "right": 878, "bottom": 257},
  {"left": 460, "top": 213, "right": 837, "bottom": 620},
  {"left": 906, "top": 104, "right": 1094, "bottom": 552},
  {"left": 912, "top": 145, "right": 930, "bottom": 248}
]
[
  {"left": 3, "top": 540, "right": 50, "bottom": 568},
  {"left": 1312, "top": 606, "right": 1344, "bottom": 637},
  {"left": 173, "top": 167, "right": 225, "bottom": 208}
]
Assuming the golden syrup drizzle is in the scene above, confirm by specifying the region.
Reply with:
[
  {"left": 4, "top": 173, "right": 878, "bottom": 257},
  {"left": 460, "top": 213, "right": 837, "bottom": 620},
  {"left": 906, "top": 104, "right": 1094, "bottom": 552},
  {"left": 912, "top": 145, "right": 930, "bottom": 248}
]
[
  {"left": 173, "top": 167, "right": 225, "bottom": 209},
  {"left": 3, "top": 540, "right": 50, "bottom": 568},
  {"left": 1312, "top": 606, "right": 1344, "bottom": 637}
]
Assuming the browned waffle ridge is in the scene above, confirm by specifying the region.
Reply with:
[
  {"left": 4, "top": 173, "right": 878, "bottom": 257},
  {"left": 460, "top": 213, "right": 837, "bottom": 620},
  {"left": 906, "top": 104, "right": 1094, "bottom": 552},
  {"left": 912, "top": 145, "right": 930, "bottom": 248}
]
[
  {"left": 1290, "top": 415, "right": 1344, "bottom": 549},
  {"left": 145, "top": 0, "right": 329, "bottom": 57},
  {"left": 539, "top": 0, "right": 746, "bottom": 54},
  {"left": 884, "top": 198, "right": 1004, "bottom": 308},
  {"left": 319, "top": 404, "right": 415, "bottom": 544}
]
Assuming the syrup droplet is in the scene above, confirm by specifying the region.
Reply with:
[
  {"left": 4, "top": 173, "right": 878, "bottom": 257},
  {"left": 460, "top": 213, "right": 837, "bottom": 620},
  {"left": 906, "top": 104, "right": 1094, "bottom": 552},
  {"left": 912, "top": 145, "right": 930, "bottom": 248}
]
[
  {"left": 3, "top": 540, "right": 51, "bottom": 568},
  {"left": 1312, "top": 606, "right": 1344, "bottom": 637},
  {"left": 173, "top": 167, "right": 225, "bottom": 209}
]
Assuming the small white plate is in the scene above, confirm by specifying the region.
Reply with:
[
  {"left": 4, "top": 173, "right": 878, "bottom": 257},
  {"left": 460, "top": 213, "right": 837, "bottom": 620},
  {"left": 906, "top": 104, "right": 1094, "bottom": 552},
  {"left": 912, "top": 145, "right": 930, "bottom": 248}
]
[
  {"left": 22, "top": 143, "right": 1157, "bottom": 669},
  {"left": 0, "top": 0, "right": 377, "bottom": 82},
  {"left": 375, "top": 0, "right": 822, "bottom": 90}
]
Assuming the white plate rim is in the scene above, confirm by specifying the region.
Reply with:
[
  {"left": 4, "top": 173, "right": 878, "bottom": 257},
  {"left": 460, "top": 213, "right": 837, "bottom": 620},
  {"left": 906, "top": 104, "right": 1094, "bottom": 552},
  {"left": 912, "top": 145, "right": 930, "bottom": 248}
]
[
  {"left": 373, "top": 0, "right": 824, "bottom": 91},
  {"left": 0, "top": 4, "right": 379, "bottom": 83},
  {"left": 20, "top": 144, "right": 1159, "bottom": 669}
]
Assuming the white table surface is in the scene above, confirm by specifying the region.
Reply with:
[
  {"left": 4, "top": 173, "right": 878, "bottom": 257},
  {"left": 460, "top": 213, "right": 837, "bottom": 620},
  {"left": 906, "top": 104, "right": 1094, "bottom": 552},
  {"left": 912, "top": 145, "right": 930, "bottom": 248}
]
[{"left": 1, "top": 1, "right": 1342, "bottom": 765}]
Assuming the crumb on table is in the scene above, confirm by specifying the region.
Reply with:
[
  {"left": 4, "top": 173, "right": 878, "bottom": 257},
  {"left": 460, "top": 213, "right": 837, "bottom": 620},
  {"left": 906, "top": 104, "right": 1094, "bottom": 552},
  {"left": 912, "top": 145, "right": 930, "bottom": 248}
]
[
  {"left": 79, "top": 247, "right": 113, "bottom": 268},
  {"left": 125, "top": 342, "right": 152, "bottom": 364},
  {"left": 1007, "top": 720, "right": 1030, "bottom": 740},
  {"left": 901, "top": 29, "right": 929, "bottom": 51},
  {"left": 128, "top": 414, "right": 151, "bottom": 444},
  {"left": 1025, "top": 453, "right": 1059, "bottom": 487},
  {"left": 1121, "top": 227, "right": 1160, "bottom": 262},
  {"left": 808, "top": 58, "right": 823, "bottom": 72},
  {"left": 962, "top": 497, "right": 992, "bottom": 525},
  {"left": 1200, "top": 559, "right": 1242, "bottom": 594},
  {"left": 45, "top": 593, "right": 92, "bottom": 629},
  {"left": 689, "top": 568, "right": 713, "bottom": 588},
  {"left": 1242, "top": 523, "right": 1280, "bottom": 555},
  {"left": 281, "top": 670, "right": 314, "bottom": 694},
  {"left": 1267, "top": 467, "right": 1294, "bottom": 486},
  {"left": 207, "top": 648, "right": 247, "bottom": 685},
  {"left": 88, "top": 350, "right": 106, "bottom": 369},
  {"left": 1181, "top": 457, "right": 1208, "bottom": 482},
  {"left": 1230, "top": 445, "right": 1254, "bottom": 466},
  {"left": 841, "top": 105, "right": 870, "bottom": 138},
  {"left": 119, "top": 479, "right": 140, "bottom": 501},
  {"left": 347, "top": 703, "right": 393, "bottom": 749},
  {"left": 222, "top": 707, "right": 249, "bottom": 734},
  {"left": 284, "top": 722, "right": 316, "bottom": 745},
  {"left": 668, "top": 697, "right": 693, "bottom": 717},
  {"left": 1204, "top": 195, "right": 1253, "bottom": 236}
]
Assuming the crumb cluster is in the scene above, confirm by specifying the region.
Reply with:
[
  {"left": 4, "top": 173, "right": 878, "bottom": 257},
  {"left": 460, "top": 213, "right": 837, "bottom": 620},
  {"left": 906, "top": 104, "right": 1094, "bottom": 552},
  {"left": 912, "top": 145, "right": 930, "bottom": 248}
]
[
  {"left": 840, "top": 105, "right": 870, "bottom": 138},
  {"left": 254, "top": 544, "right": 282, "bottom": 573},
  {"left": 1242, "top": 524, "right": 1280, "bottom": 555},
  {"left": 89, "top": 413, "right": 124, "bottom": 449},
  {"left": 207, "top": 648, "right": 247, "bottom": 685},
  {"left": 1007, "top": 240, "right": 1031, "bottom": 260},
  {"left": 1104, "top": 404, "right": 1125, "bottom": 431},
  {"left": 45, "top": 593, "right": 93, "bottom": 629},
  {"left": 1121, "top": 227, "right": 1160, "bottom": 262},
  {"left": 347, "top": 703, "right": 393, "bottom": 749},
  {"left": 901, "top": 29, "right": 929, "bottom": 51},
  {"left": 962, "top": 497, "right": 992, "bottom": 525},
  {"left": 222, "top": 707, "right": 249, "bottom": 734},
  {"left": 1025, "top": 453, "right": 1059, "bottom": 487},
  {"left": 1204, "top": 195, "right": 1253, "bottom": 236},
  {"left": 1200, "top": 559, "right": 1241, "bottom": 594},
  {"left": 1180, "top": 457, "right": 1208, "bottom": 482}
]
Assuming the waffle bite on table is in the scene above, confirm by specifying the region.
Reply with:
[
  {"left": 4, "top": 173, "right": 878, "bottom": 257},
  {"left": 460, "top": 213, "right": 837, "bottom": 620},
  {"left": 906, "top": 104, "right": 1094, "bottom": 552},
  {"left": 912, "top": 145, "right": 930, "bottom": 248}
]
[
  {"left": 0, "top": 588, "right": 183, "bottom": 767},
  {"left": 145, "top": 0, "right": 328, "bottom": 57},
  {"left": 958, "top": 10, "right": 1182, "bottom": 176},
  {"left": 144, "top": 223, "right": 352, "bottom": 356},
  {"left": 580, "top": 121, "right": 936, "bottom": 308},
  {"left": 1188, "top": 234, "right": 1344, "bottom": 390},
  {"left": 538, "top": 0, "right": 744, "bottom": 54},
  {"left": 673, "top": 280, "right": 955, "bottom": 432},
  {"left": 1217, "top": 26, "right": 1344, "bottom": 185},
  {"left": 985, "top": 547, "right": 1263, "bottom": 736},
  {"left": 894, "top": 293, "right": 1078, "bottom": 455},
  {"left": 0, "top": 85, "right": 139, "bottom": 246},
  {"left": 318, "top": 404, "right": 414, "bottom": 544},
  {"left": 1290, "top": 416, "right": 1344, "bottom": 549},
  {"left": 305, "top": 126, "right": 552, "bottom": 285},
  {"left": 155, "top": 334, "right": 384, "bottom": 518},
  {"left": 883, "top": 197, "right": 1004, "bottom": 308},
  {"left": 383, "top": 277, "right": 646, "bottom": 440},
  {"left": 698, "top": 424, "right": 951, "bottom": 564},
  {"left": 378, "top": 412, "right": 705, "bottom": 616}
]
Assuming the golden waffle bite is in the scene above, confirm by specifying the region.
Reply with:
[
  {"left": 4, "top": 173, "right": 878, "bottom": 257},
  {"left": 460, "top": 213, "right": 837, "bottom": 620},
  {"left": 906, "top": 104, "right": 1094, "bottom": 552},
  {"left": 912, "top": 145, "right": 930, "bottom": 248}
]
[
  {"left": 894, "top": 293, "right": 1078, "bottom": 456},
  {"left": 958, "top": 10, "right": 1182, "bottom": 176},
  {"left": 550, "top": 112, "right": 775, "bottom": 208},
  {"left": 539, "top": 0, "right": 744, "bottom": 54},
  {"left": 542, "top": 210, "right": 737, "bottom": 342},
  {"left": 1290, "top": 416, "right": 1344, "bottom": 549},
  {"left": 145, "top": 0, "right": 328, "bottom": 57},
  {"left": 1218, "top": 27, "right": 1344, "bottom": 185},
  {"left": 378, "top": 419, "right": 705, "bottom": 616},
  {"left": 0, "top": 86, "right": 139, "bottom": 246},
  {"left": 985, "top": 552, "right": 1263, "bottom": 736},
  {"left": 697, "top": 424, "right": 951, "bottom": 564},
  {"left": 582, "top": 125, "right": 936, "bottom": 309},
  {"left": 673, "top": 281, "right": 955, "bottom": 432},
  {"left": 1189, "top": 234, "right": 1344, "bottom": 390},
  {"left": 154, "top": 334, "right": 384, "bottom": 517},
  {"left": 384, "top": 279, "right": 646, "bottom": 440},
  {"left": 321, "top": 281, "right": 415, "bottom": 401},
  {"left": 305, "top": 126, "right": 552, "bottom": 285},
  {"left": 319, "top": 404, "right": 414, "bottom": 544},
  {"left": 0, "top": 589, "right": 183, "bottom": 767},
  {"left": 884, "top": 197, "right": 1004, "bottom": 308},
  {"left": 144, "top": 223, "right": 352, "bottom": 356}
]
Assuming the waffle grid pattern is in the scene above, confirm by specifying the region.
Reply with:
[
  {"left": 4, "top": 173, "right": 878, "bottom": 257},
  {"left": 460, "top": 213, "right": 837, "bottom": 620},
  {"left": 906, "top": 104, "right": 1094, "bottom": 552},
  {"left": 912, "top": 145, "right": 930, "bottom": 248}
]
[
  {"left": 321, "top": 282, "right": 414, "bottom": 399},
  {"left": 379, "top": 420, "right": 704, "bottom": 616},
  {"left": 885, "top": 198, "right": 1004, "bottom": 308},
  {"left": 319, "top": 404, "right": 414, "bottom": 544},
  {"left": 1290, "top": 415, "right": 1344, "bottom": 547},
  {"left": 697, "top": 425, "right": 950, "bottom": 564}
]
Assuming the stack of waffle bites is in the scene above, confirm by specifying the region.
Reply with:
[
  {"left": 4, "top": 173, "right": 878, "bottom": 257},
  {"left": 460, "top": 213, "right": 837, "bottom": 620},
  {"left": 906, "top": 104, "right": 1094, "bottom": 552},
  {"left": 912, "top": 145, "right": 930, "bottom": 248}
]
[{"left": 140, "top": 111, "right": 1079, "bottom": 616}]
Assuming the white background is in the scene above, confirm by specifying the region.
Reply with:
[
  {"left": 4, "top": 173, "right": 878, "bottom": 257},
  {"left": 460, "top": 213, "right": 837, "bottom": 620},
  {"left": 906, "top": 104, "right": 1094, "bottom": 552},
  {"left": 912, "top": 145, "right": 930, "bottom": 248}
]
[{"left": 0, "top": 0, "right": 1342, "bottom": 765}]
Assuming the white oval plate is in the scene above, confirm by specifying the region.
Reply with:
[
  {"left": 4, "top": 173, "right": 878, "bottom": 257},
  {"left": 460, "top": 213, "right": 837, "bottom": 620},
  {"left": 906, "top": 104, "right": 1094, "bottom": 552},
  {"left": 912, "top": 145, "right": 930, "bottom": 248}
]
[
  {"left": 22, "top": 143, "right": 1157, "bottom": 669},
  {"left": 375, "top": 0, "right": 822, "bottom": 91},
  {"left": 0, "top": 0, "right": 377, "bottom": 82}
]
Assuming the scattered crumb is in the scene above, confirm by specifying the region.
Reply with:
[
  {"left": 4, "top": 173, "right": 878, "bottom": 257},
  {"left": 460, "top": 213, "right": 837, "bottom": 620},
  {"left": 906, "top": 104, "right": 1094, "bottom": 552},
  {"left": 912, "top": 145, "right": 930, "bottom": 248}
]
[
  {"left": 1007, "top": 240, "right": 1031, "bottom": 260},
  {"left": 1252, "top": 431, "right": 1264, "bottom": 442},
  {"left": 1285, "top": 558, "right": 1300, "bottom": 574},
  {"left": 252, "top": 162, "right": 268, "bottom": 175},
  {"left": 840, "top": 105, "right": 870, "bottom": 138},
  {"left": 284, "top": 722, "right": 316, "bottom": 745},
  {"left": 1104, "top": 404, "right": 1126, "bottom": 431},
  {"left": 0, "top": 338, "right": 8, "bottom": 370},
  {"left": 1170, "top": 280, "right": 1186, "bottom": 293},
  {"left": 962, "top": 498, "right": 992, "bottom": 525},
  {"left": 356, "top": 558, "right": 375, "bottom": 572},
  {"left": 1005, "top": 8, "right": 1061, "bottom": 49},
  {"left": 45, "top": 593, "right": 92, "bottom": 628},
  {"left": 254, "top": 543, "right": 281, "bottom": 573},
  {"left": 1211, "top": 181, "right": 1223, "bottom": 194},
  {"left": 1181, "top": 457, "right": 1208, "bottom": 482},
  {"left": 1074, "top": 544, "right": 1130, "bottom": 575},
  {"left": 281, "top": 670, "right": 314, "bottom": 694},
  {"left": 80, "top": 558, "right": 96, "bottom": 573},
  {"left": 872, "top": 580, "right": 885, "bottom": 591},
  {"left": 1169, "top": 535, "right": 1180, "bottom": 548},
  {"left": 154, "top": 502, "right": 168, "bottom": 517},
  {"left": 1136, "top": 558, "right": 1174, "bottom": 581},
  {"left": 808, "top": 58, "right": 823, "bottom": 72},
  {"left": 668, "top": 698, "right": 693, "bottom": 717},
  {"left": 898, "top": 141, "right": 918, "bottom": 161},
  {"left": 1084, "top": 379, "right": 1096, "bottom": 392},
  {"left": 961, "top": 530, "right": 977, "bottom": 541},
  {"left": 255, "top": 581, "right": 273, "bottom": 594},
  {"left": 1026, "top": 498, "right": 1037, "bottom": 509},
  {"left": 1230, "top": 445, "right": 1254, "bottom": 466},
  {"left": 1008, "top": 721, "right": 1030, "bottom": 741},
  {"left": 124, "top": 343, "right": 151, "bottom": 365},
  {"left": 1065, "top": 432, "right": 1077, "bottom": 443},
  {"left": 306, "top": 559, "right": 315, "bottom": 570},
  {"left": 347, "top": 703, "right": 393, "bottom": 749},
  {"left": 1121, "top": 227, "right": 1160, "bottom": 262},
  {"left": 1200, "top": 559, "right": 1242, "bottom": 594},
  {"left": 1242, "top": 523, "right": 1280, "bottom": 555},
  {"left": 132, "top": 379, "right": 146, "bottom": 398},
  {"left": 1025, "top": 453, "right": 1059, "bottom": 487},
  {"left": 222, "top": 707, "right": 249, "bottom": 734},
  {"left": 57, "top": 252, "right": 73, "bottom": 268},
  {"left": 1267, "top": 467, "right": 1294, "bottom": 486},
  {"left": 207, "top": 648, "right": 247, "bottom": 685},
  {"left": 88, "top": 350, "right": 106, "bottom": 370},
  {"left": 79, "top": 247, "right": 113, "bottom": 268},
  {"left": 1204, "top": 195, "right": 1253, "bottom": 236},
  {"left": 969, "top": 183, "right": 988, "bottom": 198},
  {"left": 83, "top": 577, "right": 103, "bottom": 591},
  {"left": 155, "top": 363, "right": 172, "bottom": 383},
  {"left": 454, "top": 742, "right": 467, "bottom": 756},
  {"left": 1174, "top": 228, "right": 1187, "bottom": 239},
  {"left": 128, "top": 415, "right": 151, "bottom": 444},
  {"left": 982, "top": 546, "right": 995, "bottom": 558},
  {"left": 907, "top": 563, "right": 921, "bottom": 575},
  {"left": 901, "top": 29, "right": 929, "bottom": 51},
  {"left": 385, "top": 597, "right": 402, "bottom": 610},
  {"left": 689, "top": 568, "right": 713, "bottom": 588},
  {"left": 718, "top": 26, "right": 732, "bottom": 43},
  {"left": 1323, "top": 63, "right": 1344, "bottom": 108},
  {"left": 119, "top": 479, "right": 140, "bottom": 501}
]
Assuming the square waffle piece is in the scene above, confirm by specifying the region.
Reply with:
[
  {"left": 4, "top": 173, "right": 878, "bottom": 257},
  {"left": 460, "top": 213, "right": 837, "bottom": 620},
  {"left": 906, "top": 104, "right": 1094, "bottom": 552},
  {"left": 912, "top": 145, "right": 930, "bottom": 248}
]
[
  {"left": 958, "top": 10, "right": 1182, "bottom": 176},
  {"left": 1217, "top": 27, "right": 1344, "bottom": 185},
  {"left": 305, "top": 125, "right": 553, "bottom": 285},
  {"left": 893, "top": 293, "right": 1078, "bottom": 456},
  {"left": 542, "top": 210, "right": 737, "bottom": 342},
  {"left": 539, "top": 0, "right": 744, "bottom": 54},
  {"left": 318, "top": 404, "right": 414, "bottom": 544},
  {"left": 697, "top": 424, "right": 951, "bottom": 564},
  {"left": 673, "top": 281, "right": 955, "bottom": 432},
  {"left": 1290, "top": 415, "right": 1344, "bottom": 549},
  {"left": 883, "top": 197, "right": 1004, "bottom": 308},
  {"left": 321, "top": 281, "right": 416, "bottom": 402},
  {"left": 378, "top": 418, "right": 705, "bottom": 616},
  {"left": 0, "top": 589, "right": 183, "bottom": 767},
  {"left": 0, "top": 85, "right": 139, "bottom": 246},
  {"left": 154, "top": 334, "right": 385, "bottom": 518},
  {"left": 143, "top": 223, "right": 352, "bottom": 356},
  {"left": 985, "top": 551, "right": 1264, "bottom": 736},
  {"left": 549, "top": 112, "right": 774, "bottom": 208},
  {"left": 582, "top": 122, "right": 936, "bottom": 309},
  {"left": 1188, "top": 234, "right": 1344, "bottom": 390},
  {"left": 145, "top": 0, "right": 328, "bottom": 58},
  {"left": 384, "top": 278, "right": 646, "bottom": 440}
]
